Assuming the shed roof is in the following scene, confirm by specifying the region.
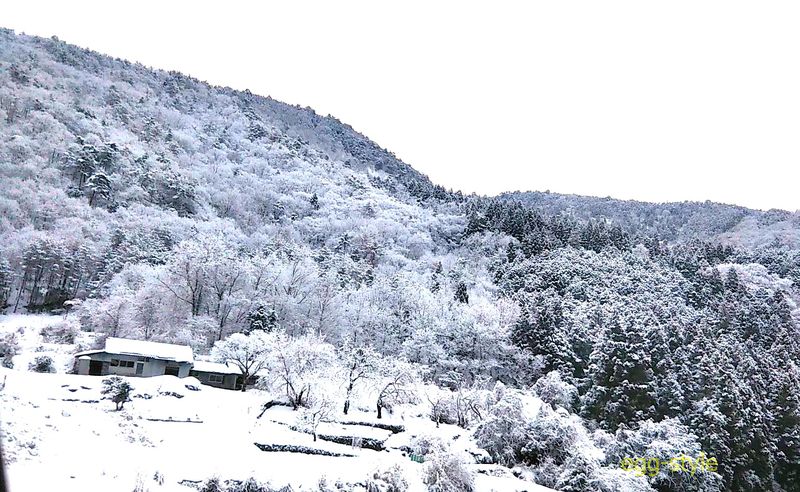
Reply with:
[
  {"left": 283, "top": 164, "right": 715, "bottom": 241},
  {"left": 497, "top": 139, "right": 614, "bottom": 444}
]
[
  {"left": 75, "top": 337, "right": 194, "bottom": 363},
  {"left": 191, "top": 360, "right": 242, "bottom": 375}
]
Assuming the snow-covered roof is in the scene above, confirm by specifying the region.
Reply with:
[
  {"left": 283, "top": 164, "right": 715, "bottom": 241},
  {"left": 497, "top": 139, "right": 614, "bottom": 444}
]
[
  {"left": 191, "top": 360, "right": 241, "bottom": 375},
  {"left": 76, "top": 337, "right": 194, "bottom": 363}
]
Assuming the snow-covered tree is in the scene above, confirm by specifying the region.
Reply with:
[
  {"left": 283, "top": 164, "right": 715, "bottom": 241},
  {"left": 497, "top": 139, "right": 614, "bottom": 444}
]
[
  {"left": 338, "top": 340, "right": 379, "bottom": 415},
  {"left": 372, "top": 357, "right": 422, "bottom": 419},
  {"left": 211, "top": 330, "right": 274, "bottom": 392},
  {"left": 261, "top": 333, "right": 337, "bottom": 408},
  {"left": 101, "top": 376, "right": 134, "bottom": 411}
]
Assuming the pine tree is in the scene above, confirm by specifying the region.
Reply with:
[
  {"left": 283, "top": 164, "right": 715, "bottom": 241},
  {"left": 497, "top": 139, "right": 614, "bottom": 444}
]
[
  {"left": 86, "top": 171, "right": 112, "bottom": 206},
  {"left": 454, "top": 281, "right": 469, "bottom": 304},
  {"left": 581, "top": 311, "right": 656, "bottom": 430},
  {"left": 770, "top": 362, "right": 800, "bottom": 490},
  {"left": 512, "top": 295, "right": 577, "bottom": 378},
  {"left": 101, "top": 376, "right": 134, "bottom": 411},
  {"left": 430, "top": 262, "right": 443, "bottom": 293}
]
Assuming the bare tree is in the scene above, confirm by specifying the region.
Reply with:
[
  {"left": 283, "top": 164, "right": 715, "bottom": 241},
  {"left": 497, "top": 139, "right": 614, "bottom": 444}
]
[
  {"left": 339, "top": 340, "right": 379, "bottom": 415},
  {"left": 374, "top": 358, "right": 420, "bottom": 419}
]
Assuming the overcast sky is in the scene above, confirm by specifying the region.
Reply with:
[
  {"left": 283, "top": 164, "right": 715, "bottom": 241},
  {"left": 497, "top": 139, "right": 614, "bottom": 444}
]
[{"left": 5, "top": 1, "right": 800, "bottom": 211}]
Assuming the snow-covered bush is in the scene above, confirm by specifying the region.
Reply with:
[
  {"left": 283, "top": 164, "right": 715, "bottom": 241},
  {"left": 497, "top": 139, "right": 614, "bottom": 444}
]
[
  {"left": 605, "top": 418, "right": 723, "bottom": 491},
  {"left": 591, "top": 466, "right": 655, "bottom": 492},
  {"left": 366, "top": 463, "right": 408, "bottom": 492},
  {"left": 418, "top": 436, "right": 475, "bottom": 492},
  {"left": 424, "top": 381, "right": 489, "bottom": 428},
  {"left": 199, "top": 477, "right": 223, "bottom": 492},
  {"left": 554, "top": 453, "right": 600, "bottom": 492},
  {"left": 473, "top": 385, "right": 532, "bottom": 466},
  {"left": 0, "top": 332, "right": 19, "bottom": 368},
  {"left": 424, "top": 386, "right": 461, "bottom": 427},
  {"left": 227, "top": 478, "right": 272, "bottom": 492},
  {"left": 199, "top": 477, "right": 273, "bottom": 492},
  {"left": 523, "top": 406, "right": 581, "bottom": 466},
  {"left": 101, "top": 376, "right": 134, "bottom": 410},
  {"left": 532, "top": 370, "right": 578, "bottom": 410},
  {"left": 527, "top": 456, "right": 562, "bottom": 489},
  {"left": 40, "top": 319, "right": 80, "bottom": 344},
  {"left": 28, "top": 355, "right": 55, "bottom": 373},
  {"left": 410, "top": 434, "right": 440, "bottom": 457},
  {"left": 131, "top": 474, "right": 147, "bottom": 492}
]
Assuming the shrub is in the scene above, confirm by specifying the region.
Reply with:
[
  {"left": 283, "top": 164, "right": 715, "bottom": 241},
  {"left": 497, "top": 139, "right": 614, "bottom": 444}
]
[
  {"left": 29, "top": 355, "right": 55, "bottom": 373},
  {"left": 199, "top": 477, "right": 223, "bottom": 492},
  {"left": 475, "top": 385, "right": 582, "bottom": 468},
  {"left": 0, "top": 333, "right": 19, "bottom": 368},
  {"left": 473, "top": 390, "right": 530, "bottom": 466},
  {"left": 228, "top": 477, "right": 272, "bottom": 492},
  {"left": 41, "top": 319, "right": 79, "bottom": 344},
  {"left": 197, "top": 477, "right": 274, "bottom": 492},
  {"left": 421, "top": 440, "right": 475, "bottom": 492},
  {"left": 101, "top": 376, "right": 134, "bottom": 410},
  {"left": 366, "top": 464, "right": 408, "bottom": 492},
  {"left": 532, "top": 370, "right": 578, "bottom": 410},
  {"left": 520, "top": 407, "right": 580, "bottom": 466},
  {"left": 410, "top": 434, "right": 440, "bottom": 457}
]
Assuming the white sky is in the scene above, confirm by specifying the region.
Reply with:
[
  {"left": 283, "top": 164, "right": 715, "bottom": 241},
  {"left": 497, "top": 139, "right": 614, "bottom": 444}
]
[{"left": 4, "top": 1, "right": 800, "bottom": 211}]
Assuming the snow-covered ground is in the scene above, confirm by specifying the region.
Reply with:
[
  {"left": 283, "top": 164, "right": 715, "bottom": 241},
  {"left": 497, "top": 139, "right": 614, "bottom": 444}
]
[{"left": 0, "top": 315, "right": 554, "bottom": 491}]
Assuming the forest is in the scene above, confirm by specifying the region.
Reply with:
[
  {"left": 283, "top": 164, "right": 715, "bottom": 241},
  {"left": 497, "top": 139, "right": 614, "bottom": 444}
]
[{"left": 1, "top": 28, "right": 800, "bottom": 491}]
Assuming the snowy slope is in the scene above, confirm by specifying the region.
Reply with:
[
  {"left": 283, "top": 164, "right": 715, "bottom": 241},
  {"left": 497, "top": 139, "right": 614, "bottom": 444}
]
[{"left": 0, "top": 315, "right": 555, "bottom": 492}]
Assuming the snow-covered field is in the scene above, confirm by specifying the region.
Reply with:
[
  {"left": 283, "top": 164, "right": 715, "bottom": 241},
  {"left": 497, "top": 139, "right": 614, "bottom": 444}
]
[{"left": 0, "top": 315, "right": 553, "bottom": 491}]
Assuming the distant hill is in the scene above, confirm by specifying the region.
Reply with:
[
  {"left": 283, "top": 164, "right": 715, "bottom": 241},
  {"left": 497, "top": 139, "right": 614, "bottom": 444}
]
[{"left": 501, "top": 190, "right": 800, "bottom": 247}]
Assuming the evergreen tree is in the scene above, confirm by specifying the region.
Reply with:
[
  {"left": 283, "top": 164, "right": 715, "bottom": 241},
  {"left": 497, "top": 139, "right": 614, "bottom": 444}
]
[
  {"left": 582, "top": 311, "right": 656, "bottom": 430},
  {"left": 770, "top": 362, "right": 800, "bottom": 490},
  {"left": 512, "top": 294, "right": 577, "bottom": 378},
  {"left": 454, "top": 281, "right": 469, "bottom": 304}
]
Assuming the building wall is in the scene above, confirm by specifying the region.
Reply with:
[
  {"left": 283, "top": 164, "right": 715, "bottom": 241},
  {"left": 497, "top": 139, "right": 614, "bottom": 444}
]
[
  {"left": 189, "top": 370, "right": 240, "bottom": 390},
  {"left": 76, "top": 352, "right": 191, "bottom": 378}
]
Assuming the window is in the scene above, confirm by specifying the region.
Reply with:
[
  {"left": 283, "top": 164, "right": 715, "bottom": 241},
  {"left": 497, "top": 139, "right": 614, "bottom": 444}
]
[
  {"left": 110, "top": 359, "right": 119, "bottom": 367},
  {"left": 209, "top": 374, "right": 224, "bottom": 384},
  {"left": 122, "top": 360, "right": 134, "bottom": 368}
]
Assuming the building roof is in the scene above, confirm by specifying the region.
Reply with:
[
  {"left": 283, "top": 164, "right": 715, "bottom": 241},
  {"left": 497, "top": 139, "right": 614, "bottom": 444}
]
[
  {"left": 75, "top": 337, "right": 194, "bottom": 363},
  {"left": 191, "top": 360, "right": 242, "bottom": 375}
]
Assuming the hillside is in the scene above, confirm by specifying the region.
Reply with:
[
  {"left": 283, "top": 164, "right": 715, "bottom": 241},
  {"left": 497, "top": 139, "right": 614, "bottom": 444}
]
[
  {"left": 1, "top": 314, "right": 567, "bottom": 492},
  {"left": 2, "top": 28, "right": 800, "bottom": 492},
  {"left": 501, "top": 190, "right": 800, "bottom": 246}
]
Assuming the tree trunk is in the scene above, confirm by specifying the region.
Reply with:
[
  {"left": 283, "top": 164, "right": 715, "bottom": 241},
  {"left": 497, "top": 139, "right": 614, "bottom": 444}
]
[
  {"left": 13, "top": 271, "right": 28, "bottom": 313},
  {"left": 343, "top": 399, "right": 350, "bottom": 415},
  {"left": 377, "top": 402, "right": 383, "bottom": 419}
]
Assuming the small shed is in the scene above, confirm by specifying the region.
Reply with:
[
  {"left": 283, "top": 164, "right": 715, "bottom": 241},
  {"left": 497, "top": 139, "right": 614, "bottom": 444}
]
[{"left": 189, "top": 360, "right": 242, "bottom": 390}]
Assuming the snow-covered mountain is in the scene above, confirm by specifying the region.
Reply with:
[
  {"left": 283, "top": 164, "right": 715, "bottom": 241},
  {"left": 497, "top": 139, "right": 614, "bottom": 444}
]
[{"left": 2, "top": 28, "right": 800, "bottom": 492}]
